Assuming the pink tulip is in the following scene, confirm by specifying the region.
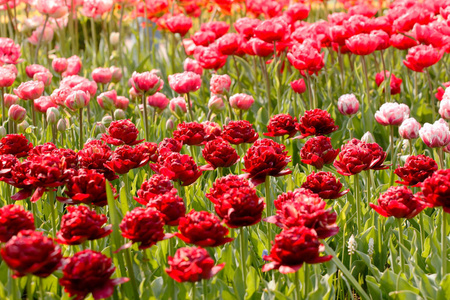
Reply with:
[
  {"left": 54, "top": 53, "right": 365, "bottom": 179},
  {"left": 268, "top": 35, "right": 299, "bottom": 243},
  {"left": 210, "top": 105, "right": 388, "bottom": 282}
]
[
  {"left": 399, "top": 118, "right": 421, "bottom": 140},
  {"left": 3, "top": 94, "right": 19, "bottom": 108},
  {"left": 338, "top": 94, "right": 359, "bottom": 116},
  {"left": 110, "top": 66, "right": 122, "bottom": 83},
  {"left": 8, "top": 104, "right": 27, "bottom": 122},
  {"left": 0, "top": 67, "right": 16, "bottom": 88},
  {"left": 419, "top": 119, "right": 450, "bottom": 148},
  {"left": 229, "top": 93, "right": 255, "bottom": 110},
  {"left": 62, "top": 55, "right": 82, "bottom": 77},
  {"left": 28, "top": 26, "right": 54, "bottom": 45},
  {"left": 33, "top": 71, "right": 53, "bottom": 87},
  {"left": 210, "top": 74, "right": 231, "bottom": 95},
  {"left": 439, "top": 99, "right": 450, "bottom": 120},
  {"left": 115, "top": 96, "right": 129, "bottom": 110},
  {"left": 168, "top": 72, "right": 202, "bottom": 94},
  {"left": 147, "top": 92, "right": 169, "bottom": 110},
  {"left": 290, "top": 79, "right": 306, "bottom": 94},
  {"left": 34, "top": 96, "right": 58, "bottom": 113},
  {"left": 36, "top": 0, "right": 68, "bottom": 18},
  {"left": 183, "top": 58, "right": 203, "bottom": 76},
  {"left": 92, "top": 67, "right": 112, "bottom": 84},
  {"left": 97, "top": 90, "right": 117, "bottom": 111},
  {"left": 65, "top": 90, "right": 90, "bottom": 111},
  {"left": 14, "top": 81, "right": 45, "bottom": 100},
  {"left": 169, "top": 97, "right": 188, "bottom": 117},
  {"left": 131, "top": 71, "right": 163, "bottom": 95},
  {"left": 52, "top": 57, "right": 68, "bottom": 73},
  {"left": 208, "top": 95, "right": 225, "bottom": 112},
  {"left": 374, "top": 102, "right": 410, "bottom": 126}
]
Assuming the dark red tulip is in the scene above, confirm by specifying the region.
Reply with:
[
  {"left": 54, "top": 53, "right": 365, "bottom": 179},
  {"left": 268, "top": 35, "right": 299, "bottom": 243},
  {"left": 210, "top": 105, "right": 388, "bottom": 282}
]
[
  {"left": 151, "top": 152, "right": 202, "bottom": 186},
  {"left": 420, "top": 169, "right": 450, "bottom": 213},
  {"left": 206, "top": 175, "right": 251, "bottom": 204},
  {"left": 0, "top": 134, "right": 33, "bottom": 158},
  {"left": 264, "top": 114, "right": 298, "bottom": 138},
  {"left": 104, "top": 145, "right": 150, "bottom": 175},
  {"left": 134, "top": 174, "right": 175, "bottom": 206},
  {"left": 395, "top": 155, "right": 438, "bottom": 186},
  {"left": 201, "top": 139, "right": 239, "bottom": 170},
  {"left": 300, "top": 136, "right": 339, "bottom": 169},
  {"left": 301, "top": 171, "right": 349, "bottom": 200},
  {"left": 274, "top": 188, "right": 318, "bottom": 210},
  {"left": 370, "top": 186, "right": 425, "bottom": 219},
  {"left": 146, "top": 191, "right": 186, "bottom": 226},
  {"left": 101, "top": 119, "right": 144, "bottom": 146},
  {"left": 77, "top": 140, "right": 117, "bottom": 181},
  {"left": 403, "top": 45, "right": 443, "bottom": 72},
  {"left": 166, "top": 15, "right": 193, "bottom": 37},
  {"left": 0, "top": 204, "right": 35, "bottom": 243},
  {"left": 173, "top": 122, "right": 207, "bottom": 146},
  {"left": 296, "top": 109, "right": 339, "bottom": 139},
  {"left": 221, "top": 120, "right": 259, "bottom": 145}
]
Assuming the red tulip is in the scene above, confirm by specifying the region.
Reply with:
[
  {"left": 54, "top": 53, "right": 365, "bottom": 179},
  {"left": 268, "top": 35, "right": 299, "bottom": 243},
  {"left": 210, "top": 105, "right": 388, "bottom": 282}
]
[
  {"left": 395, "top": 155, "right": 438, "bottom": 186},
  {"left": 300, "top": 136, "right": 339, "bottom": 169},
  {"left": 420, "top": 169, "right": 450, "bottom": 213},
  {"left": 173, "top": 122, "right": 207, "bottom": 146},
  {"left": 370, "top": 186, "right": 425, "bottom": 219},
  {"left": 264, "top": 114, "right": 298, "bottom": 138},
  {"left": 101, "top": 119, "right": 143, "bottom": 146},
  {"left": 201, "top": 138, "right": 239, "bottom": 170},
  {"left": 254, "top": 19, "right": 288, "bottom": 43},
  {"left": 301, "top": 171, "right": 349, "bottom": 200},
  {"left": 345, "top": 33, "right": 379, "bottom": 56},
  {"left": 206, "top": 174, "right": 251, "bottom": 204},
  {"left": 221, "top": 120, "right": 259, "bottom": 145},
  {"left": 105, "top": 145, "right": 150, "bottom": 174},
  {"left": 0, "top": 204, "right": 35, "bottom": 243},
  {"left": 166, "top": 15, "right": 193, "bottom": 37},
  {"left": 77, "top": 140, "right": 117, "bottom": 181},
  {"left": 403, "top": 45, "right": 443, "bottom": 72},
  {"left": 200, "top": 21, "right": 229, "bottom": 38},
  {"left": 146, "top": 190, "right": 186, "bottom": 226},
  {"left": 13, "top": 80, "right": 45, "bottom": 100},
  {"left": 193, "top": 45, "right": 228, "bottom": 70},
  {"left": 168, "top": 71, "right": 202, "bottom": 94},
  {"left": 296, "top": 109, "right": 339, "bottom": 139},
  {"left": 151, "top": 152, "right": 202, "bottom": 186}
]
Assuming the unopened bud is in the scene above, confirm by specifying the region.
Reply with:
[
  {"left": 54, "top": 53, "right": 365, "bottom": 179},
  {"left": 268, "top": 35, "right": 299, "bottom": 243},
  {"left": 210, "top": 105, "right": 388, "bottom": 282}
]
[
  {"left": 94, "top": 122, "right": 106, "bottom": 135},
  {"left": 57, "top": 118, "right": 67, "bottom": 132},
  {"left": 102, "top": 115, "right": 112, "bottom": 128},
  {"left": 8, "top": 104, "right": 27, "bottom": 123},
  {"left": 17, "top": 120, "right": 29, "bottom": 133},
  {"left": 361, "top": 131, "right": 375, "bottom": 143},
  {"left": 0, "top": 126, "right": 6, "bottom": 138},
  {"left": 166, "top": 118, "right": 174, "bottom": 131},
  {"left": 114, "top": 109, "right": 126, "bottom": 120},
  {"left": 46, "top": 107, "right": 60, "bottom": 124}
]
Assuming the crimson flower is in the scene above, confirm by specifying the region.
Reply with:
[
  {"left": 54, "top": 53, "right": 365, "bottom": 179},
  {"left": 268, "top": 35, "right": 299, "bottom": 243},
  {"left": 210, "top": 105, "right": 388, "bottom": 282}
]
[
  {"left": 0, "top": 134, "right": 33, "bottom": 158},
  {"left": 104, "top": 145, "right": 150, "bottom": 174},
  {"left": 77, "top": 140, "right": 117, "bottom": 181},
  {"left": 146, "top": 191, "right": 186, "bottom": 226},
  {"left": 193, "top": 45, "right": 228, "bottom": 70},
  {"left": 175, "top": 210, "right": 233, "bottom": 247},
  {"left": 265, "top": 193, "right": 339, "bottom": 239},
  {"left": 420, "top": 169, "right": 450, "bottom": 213},
  {"left": 301, "top": 171, "right": 349, "bottom": 199},
  {"left": 206, "top": 175, "right": 251, "bottom": 204},
  {"left": 1, "top": 230, "right": 62, "bottom": 278},
  {"left": 403, "top": 45, "right": 443, "bottom": 72},
  {"left": 59, "top": 250, "right": 129, "bottom": 300},
  {"left": 101, "top": 119, "right": 143, "bottom": 146},
  {"left": 166, "top": 15, "right": 193, "bottom": 37},
  {"left": 56, "top": 206, "right": 112, "bottom": 245},
  {"left": 120, "top": 207, "right": 172, "bottom": 249},
  {"left": 345, "top": 33, "right": 379, "bottom": 56},
  {"left": 274, "top": 188, "right": 318, "bottom": 210},
  {"left": 166, "top": 247, "right": 225, "bottom": 282},
  {"left": 214, "top": 186, "right": 265, "bottom": 228},
  {"left": 262, "top": 227, "right": 332, "bottom": 274},
  {"left": 221, "top": 120, "right": 259, "bottom": 145},
  {"left": 0, "top": 154, "right": 19, "bottom": 180},
  {"left": 0, "top": 204, "right": 35, "bottom": 243},
  {"left": 157, "top": 138, "right": 183, "bottom": 158},
  {"left": 134, "top": 174, "right": 175, "bottom": 205},
  {"left": 370, "top": 186, "right": 425, "bottom": 219},
  {"left": 151, "top": 152, "right": 202, "bottom": 186},
  {"left": 287, "top": 42, "right": 325, "bottom": 74},
  {"left": 300, "top": 136, "right": 339, "bottom": 169},
  {"left": 135, "top": 141, "right": 158, "bottom": 162},
  {"left": 242, "top": 139, "right": 291, "bottom": 186},
  {"left": 395, "top": 155, "right": 438, "bottom": 186},
  {"left": 296, "top": 109, "right": 338, "bottom": 139},
  {"left": 201, "top": 139, "right": 239, "bottom": 170},
  {"left": 61, "top": 169, "right": 116, "bottom": 207},
  {"left": 264, "top": 114, "right": 298, "bottom": 138},
  {"left": 173, "top": 122, "right": 207, "bottom": 146}
]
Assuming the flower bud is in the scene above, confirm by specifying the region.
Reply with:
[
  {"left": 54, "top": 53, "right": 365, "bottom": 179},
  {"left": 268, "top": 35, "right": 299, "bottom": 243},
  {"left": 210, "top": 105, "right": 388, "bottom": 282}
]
[
  {"left": 169, "top": 97, "right": 187, "bottom": 118},
  {"left": 46, "top": 107, "right": 60, "bottom": 124},
  {"left": 0, "top": 126, "right": 6, "bottom": 138},
  {"left": 3, "top": 94, "right": 18, "bottom": 108},
  {"left": 102, "top": 115, "right": 113, "bottom": 127},
  {"left": 439, "top": 99, "right": 450, "bottom": 120},
  {"left": 115, "top": 96, "right": 129, "bottom": 110},
  {"left": 225, "top": 117, "right": 231, "bottom": 125},
  {"left": 97, "top": 90, "right": 117, "bottom": 111},
  {"left": 166, "top": 119, "right": 174, "bottom": 131},
  {"left": 94, "top": 122, "right": 106, "bottom": 135},
  {"left": 8, "top": 104, "right": 27, "bottom": 123},
  {"left": 208, "top": 95, "right": 225, "bottom": 112},
  {"left": 147, "top": 92, "right": 169, "bottom": 111},
  {"left": 114, "top": 109, "right": 126, "bottom": 120},
  {"left": 361, "top": 131, "right": 375, "bottom": 143},
  {"left": 338, "top": 93, "right": 359, "bottom": 116},
  {"left": 57, "top": 119, "right": 67, "bottom": 132},
  {"left": 17, "top": 120, "right": 29, "bottom": 133},
  {"left": 399, "top": 118, "right": 421, "bottom": 139},
  {"left": 110, "top": 32, "right": 120, "bottom": 46},
  {"left": 65, "top": 90, "right": 90, "bottom": 111},
  {"left": 110, "top": 66, "right": 122, "bottom": 83}
]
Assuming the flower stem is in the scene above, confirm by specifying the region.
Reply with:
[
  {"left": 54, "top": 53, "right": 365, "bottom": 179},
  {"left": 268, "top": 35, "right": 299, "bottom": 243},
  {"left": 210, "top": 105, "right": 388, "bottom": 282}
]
[
  {"left": 425, "top": 70, "right": 436, "bottom": 121},
  {"left": 397, "top": 218, "right": 405, "bottom": 274},
  {"left": 124, "top": 248, "right": 140, "bottom": 300},
  {"left": 1, "top": 87, "right": 4, "bottom": 125},
  {"left": 239, "top": 227, "right": 247, "bottom": 291},
  {"left": 437, "top": 147, "right": 445, "bottom": 170},
  {"left": 354, "top": 173, "right": 361, "bottom": 234},
  {"left": 34, "top": 14, "right": 49, "bottom": 64},
  {"left": 191, "top": 282, "right": 196, "bottom": 300},
  {"left": 265, "top": 176, "right": 272, "bottom": 243},
  {"left": 442, "top": 210, "right": 448, "bottom": 279},
  {"left": 186, "top": 92, "right": 194, "bottom": 122},
  {"left": 90, "top": 17, "right": 97, "bottom": 65},
  {"left": 292, "top": 270, "right": 300, "bottom": 299},
  {"left": 79, "top": 108, "right": 83, "bottom": 150},
  {"left": 39, "top": 277, "right": 44, "bottom": 300},
  {"left": 48, "top": 190, "right": 57, "bottom": 238},
  {"left": 260, "top": 57, "right": 272, "bottom": 118},
  {"left": 142, "top": 92, "right": 150, "bottom": 141},
  {"left": 303, "top": 265, "right": 309, "bottom": 298},
  {"left": 232, "top": 55, "right": 242, "bottom": 93},
  {"left": 27, "top": 274, "right": 33, "bottom": 300}
]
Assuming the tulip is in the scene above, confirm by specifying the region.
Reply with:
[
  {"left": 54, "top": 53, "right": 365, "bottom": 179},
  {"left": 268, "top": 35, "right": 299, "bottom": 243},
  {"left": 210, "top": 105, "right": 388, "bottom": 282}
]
[
  {"left": 399, "top": 118, "right": 421, "bottom": 140},
  {"left": 338, "top": 94, "right": 360, "bottom": 116},
  {"left": 91, "top": 67, "right": 112, "bottom": 85},
  {"left": 208, "top": 95, "right": 225, "bottom": 113},
  {"left": 8, "top": 104, "right": 26, "bottom": 123}
]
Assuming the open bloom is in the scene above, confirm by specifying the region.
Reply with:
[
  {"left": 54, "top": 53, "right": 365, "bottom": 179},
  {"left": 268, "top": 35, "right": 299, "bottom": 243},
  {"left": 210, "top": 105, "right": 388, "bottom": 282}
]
[
  {"left": 296, "top": 109, "right": 338, "bottom": 138},
  {"left": 300, "top": 136, "right": 339, "bottom": 169},
  {"left": 243, "top": 139, "right": 291, "bottom": 186},
  {"left": 229, "top": 93, "right": 255, "bottom": 111},
  {"left": 166, "top": 15, "right": 193, "bottom": 37},
  {"left": 399, "top": 118, "right": 421, "bottom": 139},
  {"left": 301, "top": 171, "right": 349, "bottom": 199},
  {"left": 287, "top": 42, "right": 324, "bottom": 74},
  {"left": 1, "top": 230, "right": 62, "bottom": 278},
  {"left": 60, "top": 250, "right": 129, "bottom": 300},
  {"left": 395, "top": 155, "right": 438, "bottom": 186},
  {"left": 403, "top": 45, "right": 443, "bottom": 72},
  {"left": 370, "top": 186, "right": 425, "bottom": 219},
  {"left": 101, "top": 119, "right": 143, "bottom": 146},
  {"left": 57, "top": 206, "right": 112, "bottom": 245},
  {"left": 374, "top": 102, "right": 410, "bottom": 126},
  {"left": 151, "top": 152, "right": 202, "bottom": 186},
  {"left": 337, "top": 94, "right": 359, "bottom": 115},
  {"left": 175, "top": 210, "right": 233, "bottom": 247},
  {"left": 0, "top": 204, "right": 35, "bottom": 243},
  {"left": 264, "top": 114, "right": 298, "bottom": 138},
  {"left": 206, "top": 175, "right": 250, "bottom": 204},
  {"left": 254, "top": 19, "right": 288, "bottom": 43},
  {"left": 262, "top": 226, "right": 332, "bottom": 274},
  {"left": 419, "top": 119, "right": 450, "bottom": 148},
  {"left": 169, "top": 72, "right": 202, "bottom": 94},
  {"left": 173, "top": 122, "right": 207, "bottom": 146},
  {"left": 120, "top": 207, "right": 171, "bottom": 249},
  {"left": 77, "top": 140, "right": 117, "bottom": 181},
  {"left": 345, "top": 33, "right": 379, "bottom": 56},
  {"left": 166, "top": 247, "right": 225, "bottom": 282},
  {"left": 420, "top": 169, "right": 450, "bottom": 213},
  {"left": 214, "top": 186, "right": 265, "bottom": 228},
  {"left": 131, "top": 71, "right": 163, "bottom": 95},
  {"left": 134, "top": 174, "right": 175, "bottom": 205},
  {"left": 201, "top": 139, "right": 239, "bottom": 170},
  {"left": 222, "top": 120, "right": 259, "bottom": 145},
  {"left": 146, "top": 191, "right": 186, "bottom": 226},
  {"left": 210, "top": 74, "right": 231, "bottom": 95},
  {"left": 13, "top": 81, "right": 45, "bottom": 100},
  {"left": 0, "top": 134, "right": 32, "bottom": 158}
]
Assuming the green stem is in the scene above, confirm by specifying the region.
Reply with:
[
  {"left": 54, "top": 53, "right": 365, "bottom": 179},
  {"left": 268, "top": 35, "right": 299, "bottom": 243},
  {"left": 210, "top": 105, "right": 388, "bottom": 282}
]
[
  {"left": 260, "top": 57, "right": 272, "bottom": 117},
  {"left": 79, "top": 109, "right": 83, "bottom": 150},
  {"left": 124, "top": 248, "right": 140, "bottom": 299},
  {"left": 39, "top": 277, "right": 44, "bottom": 300},
  {"left": 306, "top": 72, "right": 313, "bottom": 110},
  {"left": 90, "top": 18, "right": 97, "bottom": 65},
  {"left": 265, "top": 176, "right": 272, "bottom": 243},
  {"left": 142, "top": 92, "right": 150, "bottom": 141},
  {"left": 240, "top": 227, "right": 247, "bottom": 292},
  {"left": 397, "top": 218, "right": 405, "bottom": 274},
  {"left": 1, "top": 87, "right": 4, "bottom": 125},
  {"left": 295, "top": 270, "right": 301, "bottom": 300},
  {"left": 186, "top": 92, "right": 194, "bottom": 122},
  {"left": 191, "top": 282, "right": 196, "bottom": 300},
  {"left": 27, "top": 274, "right": 33, "bottom": 300},
  {"left": 232, "top": 55, "right": 242, "bottom": 93},
  {"left": 442, "top": 210, "right": 447, "bottom": 279},
  {"left": 361, "top": 56, "right": 370, "bottom": 132},
  {"left": 323, "top": 241, "right": 371, "bottom": 300},
  {"left": 354, "top": 174, "right": 361, "bottom": 234},
  {"left": 303, "top": 265, "right": 309, "bottom": 298},
  {"left": 48, "top": 190, "right": 57, "bottom": 238},
  {"left": 34, "top": 14, "right": 49, "bottom": 64},
  {"left": 425, "top": 70, "right": 436, "bottom": 121},
  {"left": 437, "top": 147, "right": 445, "bottom": 170},
  {"left": 203, "top": 280, "right": 208, "bottom": 300}
]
